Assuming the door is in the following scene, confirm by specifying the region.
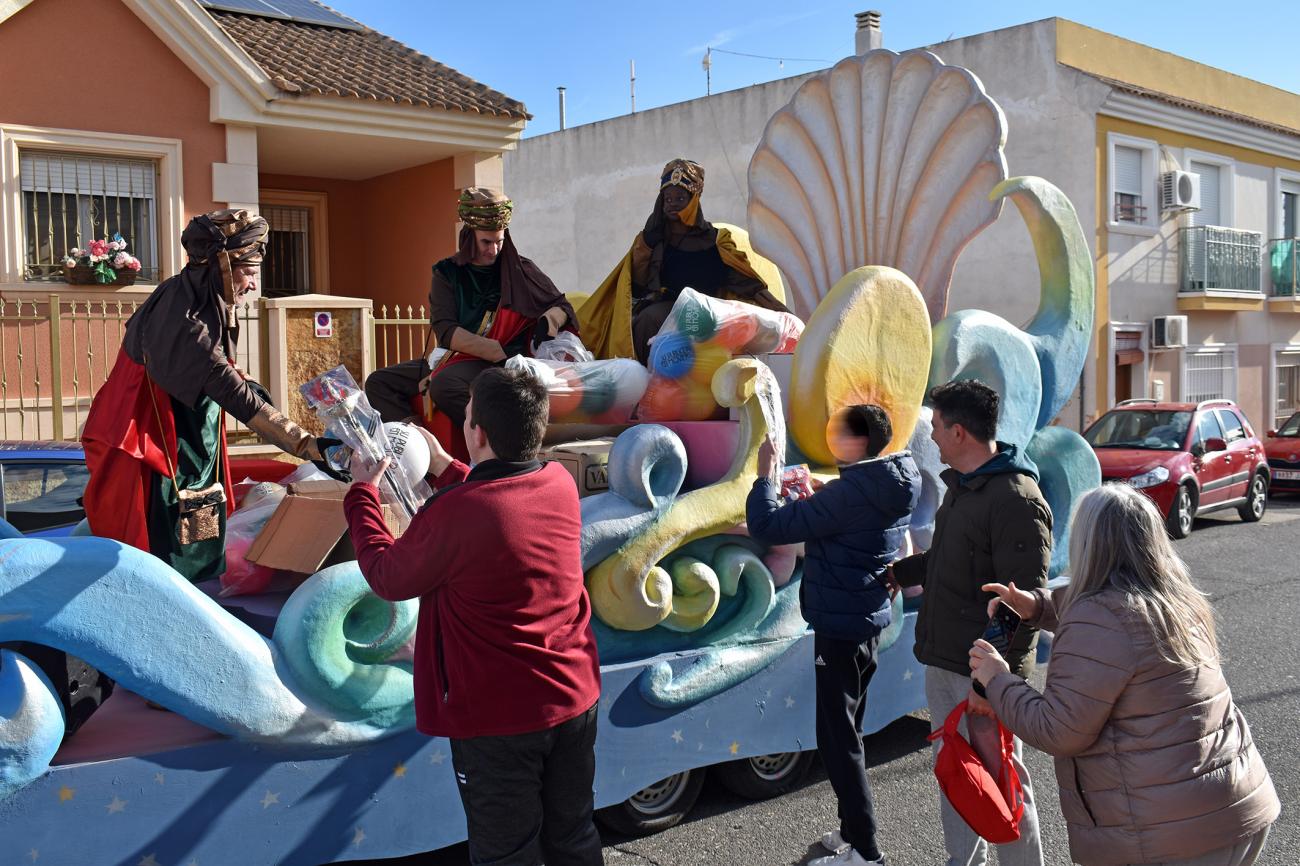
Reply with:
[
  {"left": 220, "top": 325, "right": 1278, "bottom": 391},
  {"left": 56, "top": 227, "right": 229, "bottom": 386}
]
[
  {"left": 1215, "top": 408, "right": 1254, "bottom": 500},
  {"left": 1191, "top": 410, "right": 1232, "bottom": 506}
]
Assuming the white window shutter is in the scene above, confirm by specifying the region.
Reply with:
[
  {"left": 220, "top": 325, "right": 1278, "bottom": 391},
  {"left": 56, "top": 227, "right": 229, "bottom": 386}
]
[
  {"left": 1190, "top": 162, "right": 1220, "bottom": 227},
  {"left": 1114, "top": 146, "right": 1143, "bottom": 195}
]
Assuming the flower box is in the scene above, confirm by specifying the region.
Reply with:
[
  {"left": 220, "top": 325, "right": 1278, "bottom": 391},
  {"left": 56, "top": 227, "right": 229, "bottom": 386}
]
[{"left": 63, "top": 264, "right": 137, "bottom": 287}]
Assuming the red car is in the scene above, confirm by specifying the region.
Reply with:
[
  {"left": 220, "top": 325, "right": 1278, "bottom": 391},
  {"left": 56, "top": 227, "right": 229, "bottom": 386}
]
[
  {"left": 1264, "top": 410, "right": 1300, "bottom": 494},
  {"left": 1083, "top": 399, "right": 1271, "bottom": 538}
]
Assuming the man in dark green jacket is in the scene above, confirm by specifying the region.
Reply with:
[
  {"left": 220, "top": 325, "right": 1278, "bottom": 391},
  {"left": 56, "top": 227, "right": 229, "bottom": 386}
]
[{"left": 890, "top": 379, "right": 1051, "bottom": 866}]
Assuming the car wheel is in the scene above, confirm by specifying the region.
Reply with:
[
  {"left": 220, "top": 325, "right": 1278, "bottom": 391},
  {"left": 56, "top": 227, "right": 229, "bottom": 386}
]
[
  {"left": 1166, "top": 484, "right": 1195, "bottom": 539},
  {"left": 1238, "top": 472, "right": 1268, "bottom": 522},
  {"left": 713, "top": 750, "right": 815, "bottom": 800},
  {"left": 595, "top": 768, "right": 706, "bottom": 837}
]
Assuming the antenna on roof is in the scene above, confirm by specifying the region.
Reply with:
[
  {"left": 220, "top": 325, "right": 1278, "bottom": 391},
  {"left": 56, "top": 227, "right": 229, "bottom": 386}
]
[{"left": 630, "top": 60, "right": 637, "bottom": 115}]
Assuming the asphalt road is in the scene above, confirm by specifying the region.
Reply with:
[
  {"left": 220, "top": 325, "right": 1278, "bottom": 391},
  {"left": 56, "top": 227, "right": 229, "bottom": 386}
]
[{"left": 357, "top": 493, "right": 1300, "bottom": 866}]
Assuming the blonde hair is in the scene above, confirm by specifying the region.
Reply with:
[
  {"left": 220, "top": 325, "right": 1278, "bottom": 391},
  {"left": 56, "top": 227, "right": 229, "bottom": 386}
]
[{"left": 1060, "top": 483, "right": 1217, "bottom": 665}]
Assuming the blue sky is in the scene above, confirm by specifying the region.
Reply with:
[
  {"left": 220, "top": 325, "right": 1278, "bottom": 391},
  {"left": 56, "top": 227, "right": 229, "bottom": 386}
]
[{"left": 324, "top": 1, "right": 1299, "bottom": 137}]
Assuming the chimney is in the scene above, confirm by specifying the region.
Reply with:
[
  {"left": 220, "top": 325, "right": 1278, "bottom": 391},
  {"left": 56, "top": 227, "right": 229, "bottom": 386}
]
[
  {"left": 855, "top": 10, "right": 882, "bottom": 54},
  {"left": 557, "top": 86, "right": 567, "bottom": 131}
]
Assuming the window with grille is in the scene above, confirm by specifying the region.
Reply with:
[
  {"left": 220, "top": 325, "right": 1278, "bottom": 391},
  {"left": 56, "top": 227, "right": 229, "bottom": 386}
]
[
  {"left": 1113, "top": 145, "right": 1146, "bottom": 223},
  {"left": 1276, "top": 349, "right": 1300, "bottom": 427},
  {"left": 261, "top": 203, "right": 312, "bottom": 298},
  {"left": 1183, "top": 347, "right": 1237, "bottom": 403},
  {"left": 20, "top": 150, "right": 159, "bottom": 282}
]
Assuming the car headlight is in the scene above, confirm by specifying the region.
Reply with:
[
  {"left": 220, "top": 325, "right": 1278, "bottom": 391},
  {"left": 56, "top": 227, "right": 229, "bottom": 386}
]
[{"left": 1129, "top": 466, "right": 1170, "bottom": 489}]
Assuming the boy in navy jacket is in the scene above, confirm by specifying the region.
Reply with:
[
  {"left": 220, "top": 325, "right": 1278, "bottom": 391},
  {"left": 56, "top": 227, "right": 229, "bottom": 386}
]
[{"left": 747, "top": 405, "right": 920, "bottom": 866}]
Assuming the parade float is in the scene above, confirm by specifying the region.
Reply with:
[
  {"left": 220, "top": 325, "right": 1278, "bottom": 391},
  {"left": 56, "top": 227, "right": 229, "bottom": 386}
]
[{"left": 0, "top": 48, "right": 1100, "bottom": 865}]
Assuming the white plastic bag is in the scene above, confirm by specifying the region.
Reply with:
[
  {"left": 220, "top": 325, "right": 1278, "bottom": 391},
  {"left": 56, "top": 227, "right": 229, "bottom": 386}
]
[
  {"left": 533, "top": 331, "right": 594, "bottom": 364},
  {"left": 508, "top": 355, "right": 649, "bottom": 423}
]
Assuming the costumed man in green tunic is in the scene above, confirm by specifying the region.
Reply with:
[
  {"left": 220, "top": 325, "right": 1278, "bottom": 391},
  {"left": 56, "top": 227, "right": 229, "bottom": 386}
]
[
  {"left": 82, "top": 209, "right": 337, "bottom": 583},
  {"left": 363, "top": 188, "right": 576, "bottom": 427},
  {"left": 580, "top": 158, "right": 790, "bottom": 363}
]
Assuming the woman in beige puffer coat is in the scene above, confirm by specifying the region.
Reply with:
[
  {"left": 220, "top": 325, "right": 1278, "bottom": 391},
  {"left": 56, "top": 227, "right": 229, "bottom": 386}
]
[{"left": 970, "top": 483, "right": 1279, "bottom": 866}]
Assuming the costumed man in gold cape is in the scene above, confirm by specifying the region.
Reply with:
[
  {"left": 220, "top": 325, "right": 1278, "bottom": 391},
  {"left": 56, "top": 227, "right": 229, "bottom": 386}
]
[{"left": 579, "top": 158, "right": 789, "bottom": 363}]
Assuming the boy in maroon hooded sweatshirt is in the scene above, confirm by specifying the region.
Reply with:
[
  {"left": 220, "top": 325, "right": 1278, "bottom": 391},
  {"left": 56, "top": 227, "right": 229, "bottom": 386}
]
[{"left": 344, "top": 366, "right": 603, "bottom": 865}]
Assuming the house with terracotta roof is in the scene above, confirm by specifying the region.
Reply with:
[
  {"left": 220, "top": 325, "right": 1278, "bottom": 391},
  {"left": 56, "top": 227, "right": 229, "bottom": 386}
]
[{"left": 0, "top": 0, "right": 527, "bottom": 439}]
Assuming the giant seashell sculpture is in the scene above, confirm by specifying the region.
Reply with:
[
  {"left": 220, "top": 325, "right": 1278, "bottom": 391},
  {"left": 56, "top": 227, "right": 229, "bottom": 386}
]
[{"left": 747, "top": 49, "right": 1008, "bottom": 322}]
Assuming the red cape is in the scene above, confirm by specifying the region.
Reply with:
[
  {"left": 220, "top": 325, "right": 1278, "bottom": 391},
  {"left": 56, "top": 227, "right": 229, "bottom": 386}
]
[{"left": 81, "top": 349, "right": 233, "bottom": 551}]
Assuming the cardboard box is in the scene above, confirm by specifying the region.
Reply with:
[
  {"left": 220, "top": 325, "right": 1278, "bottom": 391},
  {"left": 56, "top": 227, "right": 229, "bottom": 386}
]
[
  {"left": 542, "top": 439, "right": 614, "bottom": 498},
  {"left": 246, "top": 480, "right": 402, "bottom": 574}
]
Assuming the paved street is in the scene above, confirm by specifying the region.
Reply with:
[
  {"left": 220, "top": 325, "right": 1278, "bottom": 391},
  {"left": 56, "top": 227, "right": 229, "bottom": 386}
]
[{"left": 369, "top": 494, "right": 1300, "bottom": 866}]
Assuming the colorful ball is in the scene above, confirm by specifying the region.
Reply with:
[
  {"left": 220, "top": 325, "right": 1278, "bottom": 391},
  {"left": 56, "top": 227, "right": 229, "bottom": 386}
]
[
  {"left": 680, "top": 381, "right": 720, "bottom": 420},
  {"left": 609, "top": 359, "right": 651, "bottom": 414},
  {"left": 638, "top": 377, "right": 687, "bottom": 421},
  {"left": 711, "top": 313, "right": 759, "bottom": 352},
  {"left": 688, "top": 343, "right": 732, "bottom": 388},
  {"left": 579, "top": 365, "right": 618, "bottom": 415},
  {"left": 675, "top": 294, "right": 717, "bottom": 340},
  {"left": 649, "top": 330, "right": 696, "bottom": 379},
  {"left": 548, "top": 368, "right": 584, "bottom": 418}
]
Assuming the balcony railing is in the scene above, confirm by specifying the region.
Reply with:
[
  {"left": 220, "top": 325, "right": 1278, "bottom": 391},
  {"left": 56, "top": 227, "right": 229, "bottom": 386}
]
[
  {"left": 1180, "top": 225, "right": 1263, "bottom": 294},
  {"left": 1270, "top": 238, "right": 1298, "bottom": 297}
]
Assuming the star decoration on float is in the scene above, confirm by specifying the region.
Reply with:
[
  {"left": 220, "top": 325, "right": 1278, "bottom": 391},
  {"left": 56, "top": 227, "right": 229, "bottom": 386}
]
[
  {"left": 729, "top": 741, "right": 740, "bottom": 755},
  {"left": 106, "top": 795, "right": 128, "bottom": 814},
  {"left": 671, "top": 729, "right": 684, "bottom": 744},
  {"left": 154, "top": 773, "right": 166, "bottom": 785},
  {"left": 394, "top": 763, "right": 407, "bottom": 778},
  {"left": 57, "top": 786, "right": 74, "bottom": 802},
  {"left": 353, "top": 827, "right": 366, "bottom": 847},
  {"left": 785, "top": 695, "right": 796, "bottom": 708},
  {"left": 903, "top": 670, "right": 913, "bottom": 681},
  {"left": 28, "top": 850, "right": 38, "bottom": 863},
  {"left": 138, "top": 855, "right": 160, "bottom": 866},
  {"left": 260, "top": 790, "right": 280, "bottom": 808},
  {"left": 429, "top": 749, "right": 446, "bottom": 765}
]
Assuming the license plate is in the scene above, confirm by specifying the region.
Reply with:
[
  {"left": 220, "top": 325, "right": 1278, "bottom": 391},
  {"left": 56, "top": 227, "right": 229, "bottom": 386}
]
[{"left": 1275, "top": 469, "right": 1300, "bottom": 480}]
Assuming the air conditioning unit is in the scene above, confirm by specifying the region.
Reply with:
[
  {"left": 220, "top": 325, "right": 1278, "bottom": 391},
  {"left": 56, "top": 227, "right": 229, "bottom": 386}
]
[
  {"left": 1151, "top": 315, "right": 1188, "bottom": 349},
  {"left": 1160, "top": 170, "right": 1200, "bottom": 212}
]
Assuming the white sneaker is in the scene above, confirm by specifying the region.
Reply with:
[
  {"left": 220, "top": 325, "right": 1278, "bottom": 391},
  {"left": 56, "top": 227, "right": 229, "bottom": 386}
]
[
  {"left": 808, "top": 846, "right": 884, "bottom": 866},
  {"left": 821, "top": 829, "right": 849, "bottom": 854}
]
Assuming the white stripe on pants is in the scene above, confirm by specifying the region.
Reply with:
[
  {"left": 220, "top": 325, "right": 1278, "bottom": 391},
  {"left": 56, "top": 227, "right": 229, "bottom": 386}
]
[{"left": 926, "top": 665, "right": 1043, "bottom": 866}]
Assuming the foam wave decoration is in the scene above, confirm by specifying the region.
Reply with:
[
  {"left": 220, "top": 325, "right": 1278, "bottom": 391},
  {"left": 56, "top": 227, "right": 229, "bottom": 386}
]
[
  {"left": 747, "top": 48, "right": 1008, "bottom": 321},
  {"left": 992, "top": 176, "right": 1095, "bottom": 428},
  {"left": 1026, "top": 426, "right": 1102, "bottom": 578},
  {"left": 0, "top": 651, "right": 64, "bottom": 802},
  {"left": 928, "top": 309, "right": 1041, "bottom": 448},
  {"left": 928, "top": 176, "right": 1094, "bottom": 445},
  {"left": 585, "top": 359, "right": 773, "bottom": 631},
  {"left": 0, "top": 538, "right": 415, "bottom": 799}
]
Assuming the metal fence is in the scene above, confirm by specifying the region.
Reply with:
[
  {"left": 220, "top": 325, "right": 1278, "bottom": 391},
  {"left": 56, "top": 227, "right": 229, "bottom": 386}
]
[
  {"left": 1270, "top": 238, "right": 1298, "bottom": 297},
  {"left": 0, "top": 294, "right": 259, "bottom": 442},
  {"left": 1180, "top": 226, "right": 1263, "bottom": 294},
  {"left": 371, "top": 304, "right": 429, "bottom": 371}
]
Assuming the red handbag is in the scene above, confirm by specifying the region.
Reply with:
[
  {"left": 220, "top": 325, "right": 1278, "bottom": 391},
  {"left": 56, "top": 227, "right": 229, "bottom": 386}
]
[{"left": 927, "top": 700, "right": 1025, "bottom": 844}]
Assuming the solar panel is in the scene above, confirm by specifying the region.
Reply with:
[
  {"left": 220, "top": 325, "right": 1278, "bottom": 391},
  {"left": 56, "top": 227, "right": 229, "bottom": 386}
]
[{"left": 198, "top": 0, "right": 360, "bottom": 30}]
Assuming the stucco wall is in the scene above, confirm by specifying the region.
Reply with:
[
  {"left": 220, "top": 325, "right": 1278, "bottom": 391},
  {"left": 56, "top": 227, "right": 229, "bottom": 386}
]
[
  {"left": 259, "top": 158, "right": 457, "bottom": 315},
  {"left": 0, "top": 0, "right": 225, "bottom": 219}
]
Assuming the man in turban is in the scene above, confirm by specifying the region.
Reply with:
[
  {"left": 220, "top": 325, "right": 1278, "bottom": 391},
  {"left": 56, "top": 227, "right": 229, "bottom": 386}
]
[
  {"left": 82, "top": 209, "right": 335, "bottom": 583},
  {"left": 364, "top": 188, "right": 576, "bottom": 428},
  {"left": 580, "top": 158, "right": 790, "bottom": 363}
]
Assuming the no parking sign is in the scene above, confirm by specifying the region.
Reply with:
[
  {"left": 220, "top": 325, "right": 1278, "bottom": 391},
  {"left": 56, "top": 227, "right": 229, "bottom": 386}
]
[{"left": 314, "top": 311, "right": 332, "bottom": 338}]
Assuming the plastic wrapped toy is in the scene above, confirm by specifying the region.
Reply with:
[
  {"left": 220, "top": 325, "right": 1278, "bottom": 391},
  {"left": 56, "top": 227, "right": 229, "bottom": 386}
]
[
  {"left": 640, "top": 288, "right": 804, "bottom": 421},
  {"left": 300, "top": 366, "right": 431, "bottom": 520},
  {"left": 507, "top": 356, "right": 650, "bottom": 423},
  {"left": 219, "top": 489, "right": 286, "bottom": 597}
]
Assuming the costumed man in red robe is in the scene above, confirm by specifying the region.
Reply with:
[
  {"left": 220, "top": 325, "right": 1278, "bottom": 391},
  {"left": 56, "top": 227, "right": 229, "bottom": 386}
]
[
  {"left": 82, "top": 209, "right": 336, "bottom": 583},
  {"left": 363, "top": 187, "right": 576, "bottom": 427}
]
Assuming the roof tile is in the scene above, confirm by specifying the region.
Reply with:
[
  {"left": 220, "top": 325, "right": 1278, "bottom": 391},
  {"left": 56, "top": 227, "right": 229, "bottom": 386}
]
[{"left": 207, "top": 10, "right": 529, "bottom": 120}]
